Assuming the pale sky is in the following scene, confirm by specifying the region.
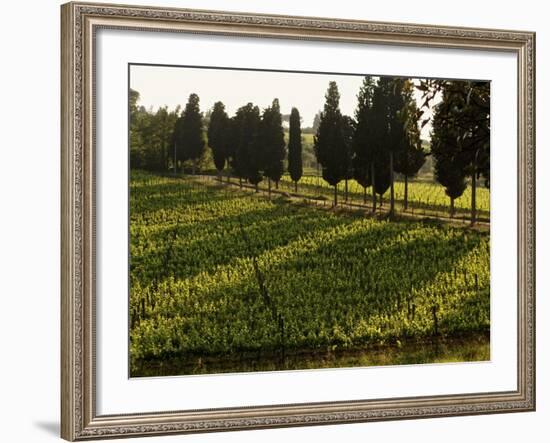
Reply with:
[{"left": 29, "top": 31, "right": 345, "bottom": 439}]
[{"left": 130, "top": 64, "right": 437, "bottom": 139}]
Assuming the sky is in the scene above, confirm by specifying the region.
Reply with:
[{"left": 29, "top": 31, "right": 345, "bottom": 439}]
[{"left": 130, "top": 64, "right": 438, "bottom": 139}]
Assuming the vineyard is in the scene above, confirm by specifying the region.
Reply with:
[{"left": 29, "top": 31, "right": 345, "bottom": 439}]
[
  {"left": 130, "top": 171, "right": 490, "bottom": 376},
  {"left": 200, "top": 172, "right": 490, "bottom": 221},
  {"left": 276, "top": 174, "right": 489, "bottom": 221}
]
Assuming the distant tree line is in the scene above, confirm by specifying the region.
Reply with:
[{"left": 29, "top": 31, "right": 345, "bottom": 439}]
[
  {"left": 129, "top": 75, "right": 489, "bottom": 224},
  {"left": 130, "top": 89, "right": 180, "bottom": 172}
]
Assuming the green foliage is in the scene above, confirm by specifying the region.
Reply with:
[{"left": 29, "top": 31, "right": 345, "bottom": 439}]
[
  {"left": 233, "top": 103, "right": 263, "bottom": 185},
  {"left": 341, "top": 115, "right": 355, "bottom": 181},
  {"left": 261, "top": 98, "right": 286, "bottom": 184},
  {"left": 225, "top": 116, "right": 240, "bottom": 176},
  {"left": 351, "top": 77, "right": 423, "bottom": 210},
  {"left": 287, "top": 107, "right": 303, "bottom": 185},
  {"left": 352, "top": 76, "right": 376, "bottom": 189},
  {"left": 129, "top": 172, "right": 490, "bottom": 368},
  {"left": 312, "top": 111, "right": 321, "bottom": 133},
  {"left": 429, "top": 81, "right": 491, "bottom": 218},
  {"left": 207, "top": 101, "right": 230, "bottom": 173},
  {"left": 393, "top": 80, "right": 427, "bottom": 209},
  {"left": 129, "top": 89, "right": 180, "bottom": 172},
  {"left": 370, "top": 80, "right": 392, "bottom": 196},
  {"left": 314, "top": 82, "right": 353, "bottom": 203},
  {"left": 432, "top": 105, "right": 468, "bottom": 203},
  {"left": 129, "top": 76, "right": 489, "bottom": 223},
  {"left": 173, "top": 93, "right": 206, "bottom": 173},
  {"left": 421, "top": 80, "right": 490, "bottom": 188},
  {"left": 393, "top": 80, "right": 425, "bottom": 177}
]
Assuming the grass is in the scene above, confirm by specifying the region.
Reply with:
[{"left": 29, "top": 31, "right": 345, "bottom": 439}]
[{"left": 133, "top": 333, "right": 490, "bottom": 376}]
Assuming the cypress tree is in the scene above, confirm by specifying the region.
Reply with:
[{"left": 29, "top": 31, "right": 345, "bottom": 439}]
[
  {"left": 207, "top": 101, "right": 230, "bottom": 181},
  {"left": 370, "top": 80, "right": 392, "bottom": 208},
  {"left": 312, "top": 111, "right": 322, "bottom": 133},
  {"left": 225, "top": 117, "right": 239, "bottom": 183},
  {"left": 385, "top": 78, "right": 409, "bottom": 216},
  {"left": 173, "top": 93, "right": 205, "bottom": 175},
  {"left": 418, "top": 79, "right": 490, "bottom": 223},
  {"left": 431, "top": 92, "right": 468, "bottom": 217},
  {"left": 352, "top": 76, "right": 376, "bottom": 206},
  {"left": 287, "top": 107, "right": 303, "bottom": 193},
  {"left": 314, "top": 81, "right": 348, "bottom": 206},
  {"left": 233, "top": 103, "right": 262, "bottom": 190},
  {"left": 261, "top": 99, "right": 286, "bottom": 195},
  {"left": 455, "top": 81, "right": 490, "bottom": 224},
  {"left": 342, "top": 115, "right": 356, "bottom": 202},
  {"left": 394, "top": 80, "right": 426, "bottom": 210}
]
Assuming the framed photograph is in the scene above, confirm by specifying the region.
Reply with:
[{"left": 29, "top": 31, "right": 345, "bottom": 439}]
[{"left": 61, "top": 1, "right": 536, "bottom": 440}]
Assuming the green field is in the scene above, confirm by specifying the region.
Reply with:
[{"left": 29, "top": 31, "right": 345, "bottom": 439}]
[{"left": 130, "top": 172, "right": 490, "bottom": 376}]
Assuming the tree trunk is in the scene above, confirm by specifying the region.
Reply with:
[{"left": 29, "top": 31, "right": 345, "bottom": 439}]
[
  {"left": 334, "top": 185, "right": 338, "bottom": 207},
  {"left": 192, "top": 159, "right": 197, "bottom": 175},
  {"left": 371, "top": 163, "right": 376, "bottom": 213},
  {"left": 389, "top": 151, "right": 395, "bottom": 216},
  {"left": 255, "top": 182, "right": 259, "bottom": 193},
  {"left": 217, "top": 169, "right": 222, "bottom": 182},
  {"left": 294, "top": 181, "right": 298, "bottom": 193},
  {"left": 363, "top": 186, "right": 367, "bottom": 204},
  {"left": 227, "top": 171, "right": 230, "bottom": 183},
  {"left": 173, "top": 142, "right": 177, "bottom": 176},
  {"left": 239, "top": 177, "right": 242, "bottom": 189},
  {"left": 404, "top": 175, "right": 409, "bottom": 210},
  {"left": 345, "top": 179, "right": 348, "bottom": 202},
  {"left": 450, "top": 197, "right": 455, "bottom": 218},
  {"left": 268, "top": 178, "right": 272, "bottom": 199},
  {"left": 471, "top": 167, "right": 477, "bottom": 225},
  {"left": 275, "top": 181, "right": 279, "bottom": 190}
]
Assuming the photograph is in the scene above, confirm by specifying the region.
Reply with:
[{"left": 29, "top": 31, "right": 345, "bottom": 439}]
[
  {"left": 58, "top": 2, "right": 536, "bottom": 439},
  {"left": 128, "top": 64, "right": 491, "bottom": 377}
]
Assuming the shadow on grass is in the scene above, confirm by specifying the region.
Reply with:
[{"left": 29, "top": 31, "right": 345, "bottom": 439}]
[
  {"left": 131, "top": 212, "right": 488, "bottom": 367},
  {"left": 130, "top": 191, "right": 360, "bottom": 285}
]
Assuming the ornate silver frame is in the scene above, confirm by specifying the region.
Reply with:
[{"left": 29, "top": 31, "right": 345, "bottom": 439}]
[{"left": 61, "top": 2, "right": 536, "bottom": 440}]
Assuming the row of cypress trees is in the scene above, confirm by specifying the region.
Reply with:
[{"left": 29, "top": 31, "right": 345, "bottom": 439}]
[
  {"left": 206, "top": 99, "right": 297, "bottom": 194},
  {"left": 204, "top": 76, "right": 426, "bottom": 212},
  {"left": 314, "top": 77, "right": 426, "bottom": 214},
  {"left": 137, "top": 75, "right": 488, "bottom": 224},
  {"left": 313, "top": 76, "right": 489, "bottom": 224},
  {"left": 167, "top": 94, "right": 294, "bottom": 194},
  {"left": 167, "top": 92, "right": 303, "bottom": 195}
]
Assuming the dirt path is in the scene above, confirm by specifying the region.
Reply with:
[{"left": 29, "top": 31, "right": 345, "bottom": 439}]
[{"left": 191, "top": 174, "right": 490, "bottom": 231}]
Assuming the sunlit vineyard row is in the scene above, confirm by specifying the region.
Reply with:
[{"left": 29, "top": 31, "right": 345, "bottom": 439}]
[
  {"left": 207, "top": 172, "right": 490, "bottom": 220},
  {"left": 276, "top": 174, "right": 490, "bottom": 218},
  {"left": 130, "top": 172, "right": 490, "bottom": 372}
]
